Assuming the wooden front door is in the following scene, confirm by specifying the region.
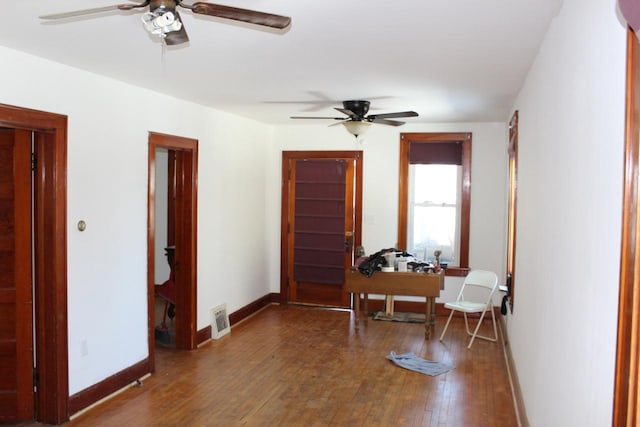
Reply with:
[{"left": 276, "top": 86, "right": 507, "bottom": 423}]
[
  {"left": 0, "top": 129, "right": 34, "bottom": 422},
  {"left": 282, "top": 151, "right": 362, "bottom": 308}
]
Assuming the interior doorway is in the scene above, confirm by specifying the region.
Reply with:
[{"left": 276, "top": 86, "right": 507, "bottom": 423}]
[
  {"left": 147, "top": 132, "right": 198, "bottom": 366},
  {"left": 0, "top": 104, "right": 68, "bottom": 424}
]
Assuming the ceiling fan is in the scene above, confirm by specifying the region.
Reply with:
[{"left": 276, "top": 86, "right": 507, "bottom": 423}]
[
  {"left": 39, "top": 0, "right": 292, "bottom": 46},
  {"left": 290, "top": 100, "right": 418, "bottom": 137}
]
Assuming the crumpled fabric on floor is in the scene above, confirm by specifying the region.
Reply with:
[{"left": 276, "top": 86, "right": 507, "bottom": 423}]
[{"left": 387, "top": 351, "right": 454, "bottom": 376}]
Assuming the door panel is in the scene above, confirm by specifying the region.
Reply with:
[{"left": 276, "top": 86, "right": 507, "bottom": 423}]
[
  {"left": 0, "top": 129, "right": 34, "bottom": 422},
  {"left": 285, "top": 154, "right": 360, "bottom": 308},
  {"left": 173, "top": 149, "right": 196, "bottom": 349},
  {"left": 292, "top": 159, "right": 347, "bottom": 286}
]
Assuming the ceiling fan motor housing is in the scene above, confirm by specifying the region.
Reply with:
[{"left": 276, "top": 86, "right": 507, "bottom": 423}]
[
  {"left": 150, "top": 0, "right": 177, "bottom": 13},
  {"left": 343, "top": 100, "right": 370, "bottom": 120}
]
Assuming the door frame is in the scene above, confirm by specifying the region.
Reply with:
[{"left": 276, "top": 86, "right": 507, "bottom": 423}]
[
  {"left": 147, "top": 132, "right": 198, "bottom": 361},
  {"left": 0, "top": 103, "right": 68, "bottom": 424},
  {"left": 614, "top": 28, "right": 640, "bottom": 426},
  {"left": 280, "top": 150, "right": 363, "bottom": 306}
]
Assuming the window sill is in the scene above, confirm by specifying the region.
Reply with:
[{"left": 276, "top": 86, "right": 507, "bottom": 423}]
[{"left": 444, "top": 267, "right": 470, "bottom": 277}]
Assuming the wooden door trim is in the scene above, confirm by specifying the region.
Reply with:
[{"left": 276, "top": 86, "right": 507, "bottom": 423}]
[
  {"left": 506, "top": 111, "right": 519, "bottom": 311},
  {"left": 280, "top": 150, "right": 363, "bottom": 305},
  {"left": 148, "top": 132, "right": 198, "bottom": 359},
  {"left": 0, "top": 103, "right": 68, "bottom": 424},
  {"left": 614, "top": 28, "right": 640, "bottom": 426}
]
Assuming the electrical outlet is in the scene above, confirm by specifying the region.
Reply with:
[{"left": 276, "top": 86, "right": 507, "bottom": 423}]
[{"left": 80, "top": 339, "right": 88, "bottom": 357}]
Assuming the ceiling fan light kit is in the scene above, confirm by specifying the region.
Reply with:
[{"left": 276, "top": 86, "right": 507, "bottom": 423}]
[
  {"left": 141, "top": 11, "right": 182, "bottom": 36},
  {"left": 342, "top": 120, "right": 371, "bottom": 137}
]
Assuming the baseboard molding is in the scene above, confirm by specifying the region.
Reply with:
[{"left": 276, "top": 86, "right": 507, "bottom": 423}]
[
  {"left": 68, "top": 358, "right": 150, "bottom": 416},
  {"left": 197, "top": 325, "right": 212, "bottom": 345},
  {"left": 499, "top": 316, "right": 529, "bottom": 427},
  {"left": 229, "top": 292, "right": 279, "bottom": 326},
  {"left": 196, "top": 293, "right": 280, "bottom": 346}
]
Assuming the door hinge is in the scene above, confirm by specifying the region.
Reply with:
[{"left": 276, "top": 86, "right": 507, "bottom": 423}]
[{"left": 31, "top": 152, "right": 37, "bottom": 171}]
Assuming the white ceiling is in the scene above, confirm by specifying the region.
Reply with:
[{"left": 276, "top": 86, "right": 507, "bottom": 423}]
[{"left": 1, "top": 0, "right": 563, "bottom": 125}]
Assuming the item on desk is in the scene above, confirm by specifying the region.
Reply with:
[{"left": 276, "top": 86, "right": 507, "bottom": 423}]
[
  {"left": 381, "top": 266, "right": 394, "bottom": 273},
  {"left": 408, "top": 261, "right": 434, "bottom": 273},
  {"left": 384, "top": 251, "right": 397, "bottom": 269},
  {"left": 397, "top": 260, "right": 408, "bottom": 272},
  {"left": 357, "top": 250, "right": 387, "bottom": 277},
  {"left": 357, "top": 248, "right": 416, "bottom": 277},
  {"left": 433, "top": 250, "right": 442, "bottom": 267}
]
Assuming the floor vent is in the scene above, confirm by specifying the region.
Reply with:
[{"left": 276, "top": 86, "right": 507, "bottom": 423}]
[{"left": 211, "top": 304, "right": 230, "bottom": 339}]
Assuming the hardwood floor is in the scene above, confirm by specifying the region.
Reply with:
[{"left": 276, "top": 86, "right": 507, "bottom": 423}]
[{"left": 56, "top": 305, "right": 518, "bottom": 426}]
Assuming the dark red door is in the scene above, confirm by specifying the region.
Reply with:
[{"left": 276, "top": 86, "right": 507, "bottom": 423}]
[
  {"left": 0, "top": 129, "right": 34, "bottom": 422},
  {"left": 287, "top": 158, "right": 356, "bottom": 307}
]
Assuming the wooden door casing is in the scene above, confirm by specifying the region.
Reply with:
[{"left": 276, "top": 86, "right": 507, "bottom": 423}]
[
  {"left": 148, "top": 132, "right": 198, "bottom": 359},
  {"left": 614, "top": 28, "right": 640, "bottom": 427},
  {"left": 281, "top": 151, "right": 362, "bottom": 308},
  {"left": 0, "top": 104, "right": 68, "bottom": 425}
]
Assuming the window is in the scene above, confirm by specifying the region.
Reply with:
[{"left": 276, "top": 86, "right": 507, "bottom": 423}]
[{"left": 398, "top": 133, "right": 471, "bottom": 276}]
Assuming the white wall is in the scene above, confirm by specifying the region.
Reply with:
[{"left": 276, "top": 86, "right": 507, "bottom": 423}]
[
  {"left": 270, "top": 122, "right": 508, "bottom": 304},
  {"left": 508, "top": 0, "right": 626, "bottom": 425},
  {"left": 0, "top": 46, "right": 274, "bottom": 395}
]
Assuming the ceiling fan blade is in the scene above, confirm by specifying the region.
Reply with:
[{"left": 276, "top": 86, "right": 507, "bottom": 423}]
[
  {"left": 290, "top": 116, "right": 347, "bottom": 120},
  {"left": 164, "top": 13, "right": 189, "bottom": 45},
  {"left": 367, "top": 111, "right": 419, "bottom": 120},
  {"left": 370, "top": 118, "right": 406, "bottom": 126},
  {"left": 39, "top": 1, "right": 149, "bottom": 20},
  {"left": 334, "top": 108, "right": 355, "bottom": 117},
  {"left": 188, "top": 2, "right": 291, "bottom": 29}
]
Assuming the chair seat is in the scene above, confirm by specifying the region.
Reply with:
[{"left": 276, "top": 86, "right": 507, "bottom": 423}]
[{"left": 444, "top": 301, "right": 486, "bottom": 313}]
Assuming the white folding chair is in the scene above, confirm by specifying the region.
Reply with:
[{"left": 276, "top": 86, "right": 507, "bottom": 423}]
[{"left": 439, "top": 270, "right": 499, "bottom": 349}]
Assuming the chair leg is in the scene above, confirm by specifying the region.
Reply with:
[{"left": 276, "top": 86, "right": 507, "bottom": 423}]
[
  {"left": 467, "top": 307, "right": 499, "bottom": 349},
  {"left": 439, "top": 310, "right": 455, "bottom": 341},
  {"left": 463, "top": 312, "right": 472, "bottom": 336},
  {"left": 468, "top": 310, "right": 486, "bottom": 349}
]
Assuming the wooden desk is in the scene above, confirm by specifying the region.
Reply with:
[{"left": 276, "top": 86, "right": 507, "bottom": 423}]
[{"left": 344, "top": 269, "right": 444, "bottom": 338}]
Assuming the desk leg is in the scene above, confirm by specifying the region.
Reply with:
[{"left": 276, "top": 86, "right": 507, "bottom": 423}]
[
  {"left": 425, "top": 297, "right": 435, "bottom": 339},
  {"left": 364, "top": 293, "right": 369, "bottom": 325},
  {"left": 354, "top": 293, "right": 360, "bottom": 331},
  {"left": 385, "top": 295, "right": 394, "bottom": 316}
]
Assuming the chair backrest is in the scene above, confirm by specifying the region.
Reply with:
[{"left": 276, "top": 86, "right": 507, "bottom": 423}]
[{"left": 456, "top": 270, "right": 499, "bottom": 302}]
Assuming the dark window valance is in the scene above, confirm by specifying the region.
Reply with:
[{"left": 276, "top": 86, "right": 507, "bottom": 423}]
[{"left": 409, "top": 141, "right": 463, "bottom": 165}]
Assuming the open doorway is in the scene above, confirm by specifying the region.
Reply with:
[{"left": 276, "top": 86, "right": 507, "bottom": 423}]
[{"left": 147, "top": 132, "right": 198, "bottom": 368}]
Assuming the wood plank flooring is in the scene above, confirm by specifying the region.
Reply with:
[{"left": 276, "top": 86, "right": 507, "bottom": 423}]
[{"left": 51, "top": 305, "right": 518, "bottom": 426}]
